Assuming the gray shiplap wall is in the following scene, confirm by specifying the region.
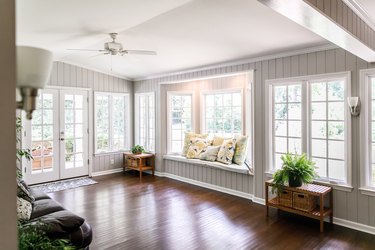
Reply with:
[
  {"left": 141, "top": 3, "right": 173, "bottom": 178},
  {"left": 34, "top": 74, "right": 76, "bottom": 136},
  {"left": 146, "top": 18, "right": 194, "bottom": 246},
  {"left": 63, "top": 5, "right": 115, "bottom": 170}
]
[
  {"left": 48, "top": 61, "right": 133, "bottom": 173},
  {"left": 135, "top": 47, "right": 375, "bottom": 228}
]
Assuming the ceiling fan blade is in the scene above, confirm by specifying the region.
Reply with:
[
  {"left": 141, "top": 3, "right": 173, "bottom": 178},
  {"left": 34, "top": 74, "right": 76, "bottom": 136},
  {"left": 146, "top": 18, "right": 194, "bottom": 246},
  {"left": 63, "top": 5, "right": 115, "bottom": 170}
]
[
  {"left": 67, "top": 49, "right": 106, "bottom": 52},
  {"left": 88, "top": 53, "right": 108, "bottom": 59},
  {"left": 122, "top": 50, "right": 157, "bottom": 55}
]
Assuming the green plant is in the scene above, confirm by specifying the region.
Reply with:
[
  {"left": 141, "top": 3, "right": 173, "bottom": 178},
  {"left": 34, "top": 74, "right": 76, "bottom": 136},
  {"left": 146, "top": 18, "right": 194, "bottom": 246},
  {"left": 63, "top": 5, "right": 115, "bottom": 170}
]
[
  {"left": 131, "top": 145, "right": 145, "bottom": 154},
  {"left": 18, "top": 222, "right": 75, "bottom": 250},
  {"left": 272, "top": 153, "right": 318, "bottom": 193},
  {"left": 16, "top": 116, "right": 33, "bottom": 178}
]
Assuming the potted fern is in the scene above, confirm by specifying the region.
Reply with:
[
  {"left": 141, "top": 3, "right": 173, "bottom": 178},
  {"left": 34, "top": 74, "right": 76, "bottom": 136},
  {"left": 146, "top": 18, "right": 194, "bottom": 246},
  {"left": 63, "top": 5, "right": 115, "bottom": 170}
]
[{"left": 272, "top": 153, "right": 317, "bottom": 193}]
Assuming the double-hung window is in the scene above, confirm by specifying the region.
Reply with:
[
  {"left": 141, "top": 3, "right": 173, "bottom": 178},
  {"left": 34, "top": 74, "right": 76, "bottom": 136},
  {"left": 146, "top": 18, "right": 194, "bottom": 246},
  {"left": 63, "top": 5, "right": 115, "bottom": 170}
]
[
  {"left": 135, "top": 92, "right": 155, "bottom": 152},
  {"left": 94, "top": 92, "right": 130, "bottom": 153},
  {"left": 167, "top": 92, "right": 193, "bottom": 154},
  {"left": 360, "top": 69, "right": 375, "bottom": 193},
  {"left": 202, "top": 91, "right": 243, "bottom": 138},
  {"left": 266, "top": 72, "right": 351, "bottom": 186}
]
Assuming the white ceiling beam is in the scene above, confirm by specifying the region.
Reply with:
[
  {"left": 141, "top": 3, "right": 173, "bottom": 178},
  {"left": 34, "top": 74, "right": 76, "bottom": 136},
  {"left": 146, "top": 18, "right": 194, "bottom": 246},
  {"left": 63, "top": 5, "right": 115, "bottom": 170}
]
[{"left": 258, "top": 0, "right": 375, "bottom": 62}]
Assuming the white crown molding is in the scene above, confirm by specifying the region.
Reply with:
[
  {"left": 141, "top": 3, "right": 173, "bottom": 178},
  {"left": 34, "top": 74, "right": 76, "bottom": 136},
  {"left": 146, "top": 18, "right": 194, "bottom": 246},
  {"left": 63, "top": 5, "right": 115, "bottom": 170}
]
[
  {"left": 56, "top": 59, "right": 133, "bottom": 81},
  {"left": 134, "top": 43, "right": 338, "bottom": 82},
  {"left": 342, "top": 0, "right": 375, "bottom": 32}
]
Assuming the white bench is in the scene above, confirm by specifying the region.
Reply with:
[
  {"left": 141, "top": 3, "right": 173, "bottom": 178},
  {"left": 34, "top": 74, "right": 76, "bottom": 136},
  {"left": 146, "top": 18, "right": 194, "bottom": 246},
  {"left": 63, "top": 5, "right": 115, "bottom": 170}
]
[{"left": 163, "top": 155, "right": 253, "bottom": 175}]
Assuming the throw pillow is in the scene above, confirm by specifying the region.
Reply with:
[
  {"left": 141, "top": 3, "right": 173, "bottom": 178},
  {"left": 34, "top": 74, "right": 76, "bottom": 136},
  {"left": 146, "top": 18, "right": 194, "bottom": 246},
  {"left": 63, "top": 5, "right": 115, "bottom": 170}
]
[
  {"left": 212, "top": 135, "right": 229, "bottom": 146},
  {"left": 186, "top": 138, "right": 209, "bottom": 159},
  {"left": 17, "top": 181, "right": 35, "bottom": 203},
  {"left": 17, "top": 197, "right": 32, "bottom": 221},
  {"left": 200, "top": 145, "right": 220, "bottom": 162},
  {"left": 217, "top": 138, "right": 236, "bottom": 164},
  {"left": 233, "top": 135, "right": 249, "bottom": 165},
  {"left": 182, "top": 132, "right": 208, "bottom": 156}
]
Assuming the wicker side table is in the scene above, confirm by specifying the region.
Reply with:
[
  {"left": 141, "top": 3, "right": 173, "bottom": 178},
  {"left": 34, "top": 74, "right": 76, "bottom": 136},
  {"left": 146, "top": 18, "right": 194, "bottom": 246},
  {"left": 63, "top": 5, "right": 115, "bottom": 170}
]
[
  {"left": 265, "top": 180, "right": 333, "bottom": 232},
  {"left": 123, "top": 152, "right": 155, "bottom": 180}
]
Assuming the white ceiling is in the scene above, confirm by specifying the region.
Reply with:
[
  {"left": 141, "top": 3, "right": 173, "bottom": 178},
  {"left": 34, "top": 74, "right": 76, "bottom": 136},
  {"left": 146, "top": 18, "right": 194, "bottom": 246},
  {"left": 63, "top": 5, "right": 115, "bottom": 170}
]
[
  {"left": 17, "top": 0, "right": 328, "bottom": 80},
  {"left": 356, "top": 0, "right": 375, "bottom": 25}
]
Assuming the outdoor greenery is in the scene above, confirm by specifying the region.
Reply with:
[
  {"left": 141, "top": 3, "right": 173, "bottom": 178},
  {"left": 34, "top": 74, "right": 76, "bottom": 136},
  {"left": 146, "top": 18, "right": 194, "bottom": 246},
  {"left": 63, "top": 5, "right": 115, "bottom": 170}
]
[
  {"left": 272, "top": 153, "right": 318, "bottom": 193},
  {"left": 18, "top": 222, "right": 75, "bottom": 250}
]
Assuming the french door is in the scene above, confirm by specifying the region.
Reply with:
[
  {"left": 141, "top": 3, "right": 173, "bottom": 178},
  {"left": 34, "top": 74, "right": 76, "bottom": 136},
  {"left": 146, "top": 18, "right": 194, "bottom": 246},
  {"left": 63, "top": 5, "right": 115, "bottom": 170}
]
[{"left": 23, "top": 88, "right": 89, "bottom": 184}]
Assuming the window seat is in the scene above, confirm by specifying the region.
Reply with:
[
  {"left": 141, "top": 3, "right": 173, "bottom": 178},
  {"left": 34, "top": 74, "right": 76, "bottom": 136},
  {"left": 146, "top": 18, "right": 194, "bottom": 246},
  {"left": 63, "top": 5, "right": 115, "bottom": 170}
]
[{"left": 163, "top": 155, "right": 253, "bottom": 175}]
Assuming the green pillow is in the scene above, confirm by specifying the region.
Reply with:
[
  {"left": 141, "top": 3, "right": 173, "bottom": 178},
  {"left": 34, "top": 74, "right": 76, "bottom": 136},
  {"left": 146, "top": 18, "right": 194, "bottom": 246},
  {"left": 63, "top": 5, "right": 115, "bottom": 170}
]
[
  {"left": 200, "top": 146, "right": 220, "bottom": 162},
  {"left": 233, "top": 135, "right": 248, "bottom": 165}
]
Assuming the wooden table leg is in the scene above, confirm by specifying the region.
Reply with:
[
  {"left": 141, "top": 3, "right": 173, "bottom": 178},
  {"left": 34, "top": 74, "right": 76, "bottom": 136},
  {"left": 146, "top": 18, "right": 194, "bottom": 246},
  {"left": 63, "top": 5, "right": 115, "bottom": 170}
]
[
  {"left": 123, "top": 154, "right": 126, "bottom": 173},
  {"left": 265, "top": 183, "right": 269, "bottom": 217},
  {"left": 330, "top": 191, "right": 333, "bottom": 224},
  {"left": 320, "top": 194, "right": 324, "bottom": 233},
  {"left": 139, "top": 159, "right": 142, "bottom": 180},
  {"left": 152, "top": 156, "right": 155, "bottom": 176}
]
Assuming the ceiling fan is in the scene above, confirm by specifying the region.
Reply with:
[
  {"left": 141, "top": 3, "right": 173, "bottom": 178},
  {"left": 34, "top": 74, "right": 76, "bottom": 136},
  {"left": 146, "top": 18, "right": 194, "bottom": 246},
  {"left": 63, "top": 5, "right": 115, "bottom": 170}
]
[{"left": 67, "top": 33, "right": 157, "bottom": 57}]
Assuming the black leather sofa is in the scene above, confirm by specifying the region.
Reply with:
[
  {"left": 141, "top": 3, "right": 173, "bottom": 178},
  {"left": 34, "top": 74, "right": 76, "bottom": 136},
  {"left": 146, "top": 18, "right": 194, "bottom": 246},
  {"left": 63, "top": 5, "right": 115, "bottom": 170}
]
[{"left": 21, "top": 182, "right": 92, "bottom": 249}]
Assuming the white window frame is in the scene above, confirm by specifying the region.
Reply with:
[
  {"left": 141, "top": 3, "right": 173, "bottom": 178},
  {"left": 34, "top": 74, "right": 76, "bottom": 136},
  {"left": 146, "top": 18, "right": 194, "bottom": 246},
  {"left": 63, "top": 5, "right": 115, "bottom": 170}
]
[
  {"left": 94, "top": 92, "right": 130, "bottom": 154},
  {"left": 200, "top": 88, "right": 244, "bottom": 138},
  {"left": 134, "top": 92, "right": 155, "bottom": 152},
  {"left": 265, "top": 72, "right": 352, "bottom": 189},
  {"left": 167, "top": 91, "right": 195, "bottom": 155},
  {"left": 359, "top": 69, "right": 375, "bottom": 196}
]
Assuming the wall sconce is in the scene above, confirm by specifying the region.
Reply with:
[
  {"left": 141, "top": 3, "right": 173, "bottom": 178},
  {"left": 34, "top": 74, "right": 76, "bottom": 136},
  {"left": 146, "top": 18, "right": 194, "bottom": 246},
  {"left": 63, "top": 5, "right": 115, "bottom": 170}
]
[
  {"left": 347, "top": 97, "right": 360, "bottom": 116},
  {"left": 17, "top": 46, "right": 53, "bottom": 119}
]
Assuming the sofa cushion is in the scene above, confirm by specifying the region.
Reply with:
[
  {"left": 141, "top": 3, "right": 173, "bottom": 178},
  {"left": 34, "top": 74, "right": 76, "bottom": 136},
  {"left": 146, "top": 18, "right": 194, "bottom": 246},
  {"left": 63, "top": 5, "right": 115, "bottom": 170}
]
[
  {"left": 17, "top": 197, "right": 32, "bottom": 222},
  {"left": 29, "top": 188, "right": 51, "bottom": 201},
  {"left": 17, "top": 181, "right": 35, "bottom": 203},
  {"left": 31, "top": 199, "right": 64, "bottom": 220},
  {"left": 29, "top": 210, "right": 85, "bottom": 236}
]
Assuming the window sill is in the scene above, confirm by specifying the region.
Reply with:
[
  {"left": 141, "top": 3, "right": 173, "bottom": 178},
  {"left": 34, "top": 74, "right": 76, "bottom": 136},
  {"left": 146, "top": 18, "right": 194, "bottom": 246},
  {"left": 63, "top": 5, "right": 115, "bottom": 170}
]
[
  {"left": 163, "top": 155, "right": 253, "bottom": 175},
  {"left": 94, "top": 150, "right": 127, "bottom": 156},
  {"left": 264, "top": 171, "right": 353, "bottom": 192},
  {"left": 359, "top": 187, "right": 375, "bottom": 197}
]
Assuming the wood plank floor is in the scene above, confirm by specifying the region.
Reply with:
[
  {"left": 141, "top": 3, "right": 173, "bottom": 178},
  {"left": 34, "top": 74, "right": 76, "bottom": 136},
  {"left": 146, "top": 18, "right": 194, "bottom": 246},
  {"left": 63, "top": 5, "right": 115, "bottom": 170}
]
[{"left": 49, "top": 173, "right": 375, "bottom": 250}]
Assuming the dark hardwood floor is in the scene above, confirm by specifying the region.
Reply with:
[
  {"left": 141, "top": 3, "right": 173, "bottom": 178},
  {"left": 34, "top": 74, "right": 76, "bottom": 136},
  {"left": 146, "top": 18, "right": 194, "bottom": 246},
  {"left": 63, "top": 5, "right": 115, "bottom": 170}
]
[{"left": 49, "top": 173, "right": 375, "bottom": 250}]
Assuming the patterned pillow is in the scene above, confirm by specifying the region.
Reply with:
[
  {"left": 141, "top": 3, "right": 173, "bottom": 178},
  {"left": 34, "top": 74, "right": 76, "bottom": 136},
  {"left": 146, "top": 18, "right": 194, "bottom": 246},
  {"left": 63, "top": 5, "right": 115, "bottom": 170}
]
[
  {"left": 186, "top": 138, "right": 209, "bottom": 159},
  {"left": 233, "top": 135, "right": 249, "bottom": 165},
  {"left": 212, "top": 136, "right": 230, "bottom": 146},
  {"left": 17, "top": 197, "right": 32, "bottom": 221},
  {"left": 200, "top": 146, "right": 220, "bottom": 162},
  {"left": 217, "top": 139, "right": 236, "bottom": 164},
  {"left": 182, "top": 132, "right": 208, "bottom": 156},
  {"left": 17, "top": 181, "right": 35, "bottom": 203}
]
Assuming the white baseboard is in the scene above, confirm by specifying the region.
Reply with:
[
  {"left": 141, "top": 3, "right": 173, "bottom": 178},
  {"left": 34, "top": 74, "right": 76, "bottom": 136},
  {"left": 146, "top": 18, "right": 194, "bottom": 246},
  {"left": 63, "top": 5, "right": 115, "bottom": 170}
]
[
  {"left": 155, "top": 171, "right": 253, "bottom": 200},
  {"left": 252, "top": 197, "right": 266, "bottom": 205},
  {"left": 333, "top": 217, "right": 375, "bottom": 235},
  {"left": 91, "top": 168, "right": 123, "bottom": 177}
]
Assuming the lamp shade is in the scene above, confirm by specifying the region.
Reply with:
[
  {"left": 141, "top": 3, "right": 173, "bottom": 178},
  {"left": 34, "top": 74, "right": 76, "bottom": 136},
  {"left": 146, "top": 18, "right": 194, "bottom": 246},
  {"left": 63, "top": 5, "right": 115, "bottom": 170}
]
[
  {"left": 347, "top": 97, "right": 359, "bottom": 107},
  {"left": 17, "top": 46, "right": 53, "bottom": 89}
]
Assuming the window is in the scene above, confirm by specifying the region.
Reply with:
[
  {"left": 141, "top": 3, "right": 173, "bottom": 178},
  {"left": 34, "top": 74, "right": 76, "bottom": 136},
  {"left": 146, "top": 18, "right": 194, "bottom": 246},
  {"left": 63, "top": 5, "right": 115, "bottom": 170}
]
[
  {"left": 135, "top": 92, "right": 155, "bottom": 152},
  {"left": 167, "top": 92, "right": 193, "bottom": 154},
  {"left": 95, "top": 92, "right": 129, "bottom": 153},
  {"left": 360, "top": 69, "right": 375, "bottom": 191},
  {"left": 266, "top": 72, "right": 351, "bottom": 185},
  {"left": 272, "top": 84, "right": 303, "bottom": 169},
  {"left": 202, "top": 91, "right": 243, "bottom": 138}
]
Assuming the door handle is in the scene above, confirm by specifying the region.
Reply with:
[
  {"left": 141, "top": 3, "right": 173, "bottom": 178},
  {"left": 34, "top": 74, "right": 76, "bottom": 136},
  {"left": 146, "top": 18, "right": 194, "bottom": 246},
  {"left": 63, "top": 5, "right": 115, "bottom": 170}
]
[{"left": 60, "top": 131, "right": 65, "bottom": 141}]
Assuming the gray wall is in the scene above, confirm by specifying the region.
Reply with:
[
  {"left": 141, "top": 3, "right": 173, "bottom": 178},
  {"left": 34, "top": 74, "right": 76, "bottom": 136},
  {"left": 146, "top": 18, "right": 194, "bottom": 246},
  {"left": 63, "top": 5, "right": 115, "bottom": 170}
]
[
  {"left": 48, "top": 62, "right": 133, "bottom": 173},
  {"left": 0, "top": 0, "right": 17, "bottom": 248},
  {"left": 135, "top": 47, "right": 375, "bottom": 228}
]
